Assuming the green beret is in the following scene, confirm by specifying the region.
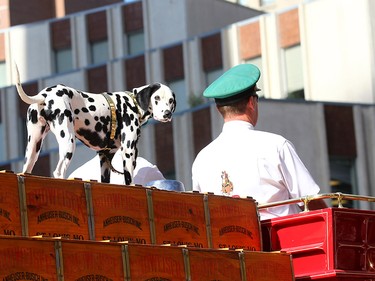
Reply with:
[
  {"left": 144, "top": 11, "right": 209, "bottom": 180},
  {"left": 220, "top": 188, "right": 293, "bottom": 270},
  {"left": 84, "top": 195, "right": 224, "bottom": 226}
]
[{"left": 203, "top": 64, "right": 260, "bottom": 103}]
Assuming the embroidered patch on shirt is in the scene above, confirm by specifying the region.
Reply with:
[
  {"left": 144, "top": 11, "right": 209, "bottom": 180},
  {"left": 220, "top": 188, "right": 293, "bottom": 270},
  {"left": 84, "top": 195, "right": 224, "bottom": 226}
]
[{"left": 221, "top": 171, "right": 233, "bottom": 195}]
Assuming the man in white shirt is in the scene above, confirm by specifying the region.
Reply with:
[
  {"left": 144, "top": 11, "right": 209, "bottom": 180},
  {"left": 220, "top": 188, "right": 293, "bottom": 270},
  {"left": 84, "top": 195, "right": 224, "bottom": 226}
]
[{"left": 192, "top": 64, "right": 327, "bottom": 220}]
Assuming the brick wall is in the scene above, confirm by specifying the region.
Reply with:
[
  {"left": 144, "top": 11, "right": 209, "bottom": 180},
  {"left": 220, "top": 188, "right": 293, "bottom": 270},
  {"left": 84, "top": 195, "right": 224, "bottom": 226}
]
[
  {"left": 86, "top": 10, "right": 107, "bottom": 43},
  {"left": 87, "top": 65, "right": 108, "bottom": 93},
  {"left": 278, "top": 8, "right": 300, "bottom": 48},
  {"left": 64, "top": 0, "right": 121, "bottom": 15},
  {"left": 239, "top": 21, "right": 261, "bottom": 60},
  {"left": 9, "top": 0, "right": 56, "bottom": 26},
  {"left": 192, "top": 107, "right": 212, "bottom": 157},
  {"left": 50, "top": 18, "right": 71, "bottom": 50},
  {"left": 324, "top": 105, "right": 356, "bottom": 158},
  {"left": 124, "top": 55, "right": 146, "bottom": 90},
  {"left": 163, "top": 44, "right": 184, "bottom": 82},
  {"left": 201, "top": 33, "right": 223, "bottom": 71},
  {"left": 122, "top": 2, "right": 143, "bottom": 33}
]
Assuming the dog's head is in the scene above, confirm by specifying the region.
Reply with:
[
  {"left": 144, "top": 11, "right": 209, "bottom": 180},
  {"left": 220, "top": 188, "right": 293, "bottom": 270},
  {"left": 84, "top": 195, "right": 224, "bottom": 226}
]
[{"left": 134, "top": 83, "right": 176, "bottom": 122}]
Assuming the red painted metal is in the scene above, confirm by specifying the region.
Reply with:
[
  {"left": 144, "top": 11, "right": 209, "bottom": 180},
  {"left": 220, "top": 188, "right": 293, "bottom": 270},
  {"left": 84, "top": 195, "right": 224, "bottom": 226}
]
[{"left": 261, "top": 208, "right": 375, "bottom": 280}]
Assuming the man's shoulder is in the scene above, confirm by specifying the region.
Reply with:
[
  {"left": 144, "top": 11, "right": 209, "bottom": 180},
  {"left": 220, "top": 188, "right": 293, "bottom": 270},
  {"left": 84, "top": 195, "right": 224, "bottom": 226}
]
[{"left": 254, "top": 129, "right": 287, "bottom": 144}]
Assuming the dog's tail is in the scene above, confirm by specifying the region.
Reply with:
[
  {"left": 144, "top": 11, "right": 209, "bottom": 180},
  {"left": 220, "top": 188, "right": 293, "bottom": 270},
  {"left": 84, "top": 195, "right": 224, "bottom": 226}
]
[{"left": 14, "top": 63, "right": 45, "bottom": 104}]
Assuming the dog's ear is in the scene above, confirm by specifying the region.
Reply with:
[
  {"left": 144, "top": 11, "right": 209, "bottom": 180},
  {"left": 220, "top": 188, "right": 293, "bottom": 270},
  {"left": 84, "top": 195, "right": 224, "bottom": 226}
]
[
  {"left": 171, "top": 92, "right": 177, "bottom": 113},
  {"left": 135, "top": 83, "right": 161, "bottom": 111}
]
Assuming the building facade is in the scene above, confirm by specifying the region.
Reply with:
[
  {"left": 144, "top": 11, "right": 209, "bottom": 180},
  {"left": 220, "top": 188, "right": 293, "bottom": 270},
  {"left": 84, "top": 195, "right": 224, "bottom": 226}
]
[{"left": 0, "top": 0, "right": 375, "bottom": 210}]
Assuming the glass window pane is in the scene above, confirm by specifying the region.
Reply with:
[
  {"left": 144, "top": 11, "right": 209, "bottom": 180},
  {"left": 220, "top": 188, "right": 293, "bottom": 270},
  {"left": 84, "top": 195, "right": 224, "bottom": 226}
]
[
  {"left": 168, "top": 79, "right": 186, "bottom": 112},
  {"left": 245, "top": 57, "right": 264, "bottom": 97},
  {"left": 206, "top": 69, "right": 223, "bottom": 86},
  {"left": 55, "top": 48, "right": 73, "bottom": 73},
  {"left": 329, "top": 157, "right": 357, "bottom": 208},
  {"left": 127, "top": 31, "right": 145, "bottom": 55},
  {"left": 91, "top": 40, "right": 108, "bottom": 64},
  {"left": 0, "top": 61, "right": 6, "bottom": 87},
  {"left": 0, "top": 124, "right": 5, "bottom": 161},
  {"left": 284, "top": 45, "right": 304, "bottom": 98}
]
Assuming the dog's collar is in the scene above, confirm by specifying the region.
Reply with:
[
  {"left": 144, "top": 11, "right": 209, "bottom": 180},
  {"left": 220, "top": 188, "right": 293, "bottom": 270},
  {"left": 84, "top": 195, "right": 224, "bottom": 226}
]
[
  {"left": 127, "top": 91, "right": 151, "bottom": 125},
  {"left": 102, "top": 93, "right": 117, "bottom": 141},
  {"left": 127, "top": 91, "right": 142, "bottom": 115}
]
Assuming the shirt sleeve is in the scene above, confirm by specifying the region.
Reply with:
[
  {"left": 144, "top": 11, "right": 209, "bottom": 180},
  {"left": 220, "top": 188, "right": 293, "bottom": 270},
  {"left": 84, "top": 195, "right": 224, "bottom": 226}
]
[{"left": 279, "top": 140, "right": 320, "bottom": 199}]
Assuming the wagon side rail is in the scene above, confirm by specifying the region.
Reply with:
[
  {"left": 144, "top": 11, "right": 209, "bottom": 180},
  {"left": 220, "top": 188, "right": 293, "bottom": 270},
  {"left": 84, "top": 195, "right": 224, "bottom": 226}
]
[{"left": 258, "top": 192, "right": 375, "bottom": 212}]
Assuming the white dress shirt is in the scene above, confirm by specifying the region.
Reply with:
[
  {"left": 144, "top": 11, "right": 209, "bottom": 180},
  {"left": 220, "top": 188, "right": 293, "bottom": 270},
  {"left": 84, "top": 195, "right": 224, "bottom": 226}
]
[{"left": 192, "top": 120, "right": 320, "bottom": 220}]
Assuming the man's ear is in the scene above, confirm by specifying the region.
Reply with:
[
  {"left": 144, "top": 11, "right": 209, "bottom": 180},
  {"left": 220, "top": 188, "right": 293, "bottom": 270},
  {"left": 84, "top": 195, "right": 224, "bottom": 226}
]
[{"left": 135, "top": 83, "right": 161, "bottom": 111}]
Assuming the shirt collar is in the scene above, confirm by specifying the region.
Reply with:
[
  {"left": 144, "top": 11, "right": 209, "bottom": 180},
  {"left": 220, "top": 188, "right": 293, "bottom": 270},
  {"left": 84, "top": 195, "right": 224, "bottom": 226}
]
[{"left": 222, "top": 120, "right": 255, "bottom": 132}]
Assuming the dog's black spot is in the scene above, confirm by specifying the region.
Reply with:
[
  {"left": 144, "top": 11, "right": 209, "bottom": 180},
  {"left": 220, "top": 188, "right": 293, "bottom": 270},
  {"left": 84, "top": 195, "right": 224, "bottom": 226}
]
[
  {"left": 56, "top": 88, "right": 74, "bottom": 99},
  {"left": 71, "top": 138, "right": 74, "bottom": 143},
  {"left": 102, "top": 168, "right": 111, "bottom": 183},
  {"left": 85, "top": 119, "right": 90, "bottom": 126},
  {"left": 29, "top": 109, "right": 38, "bottom": 124},
  {"left": 81, "top": 92, "right": 89, "bottom": 98},
  {"left": 89, "top": 105, "right": 96, "bottom": 111},
  {"left": 82, "top": 107, "right": 89, "bottom": 113},
  {"left": 58, "top": 113, "right": 65, "bottom": 125},
  {"left": 100, "top": 116, "right": 110, "bottom": 125},
  {"left": 45, "top": 85, "right": 58, "bottom": 92},
  {"left": 124, "top": 170, "right": 132, "bottom": 185},
  {"left": 95, "top": 122, "right": 103, "bottom": 132},
  {"left": 88, "top": 97, "right": 95, "bottom": 102},
  {"left": 124, "top": 113, "right": 131, "bottom": 126},
  {"left": 41, "top": 107, "right": 60, "bottom": 122},
  {"left": 76, "top": 128, "right": 105, "bottom": 148},
  {"left": 64, "top": 109, "right": 73, "bottom": 123},
  {"left": 60, "top": 130, "right": 65, "bottom": 138},
  {"left": 94, "top": 116, "right": 99, "bottom": 121},
  {"left": 36, "top": 139, "right": 42, "bottom": 153},
  {"left": 74, "top": 109, "right": 80, "bottom": 115},
  {"left": 65, "top": 152, "right": 73, "bottom": 160},
  {"left": 41, "top": 125, "right": 47, "bottom": 135}
]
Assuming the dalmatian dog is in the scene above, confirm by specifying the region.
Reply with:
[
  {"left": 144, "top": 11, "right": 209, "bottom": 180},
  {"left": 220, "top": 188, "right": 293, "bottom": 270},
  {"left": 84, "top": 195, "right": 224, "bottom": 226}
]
[{"left": 15, "top": 66, "right": 176, "bottom": 185}]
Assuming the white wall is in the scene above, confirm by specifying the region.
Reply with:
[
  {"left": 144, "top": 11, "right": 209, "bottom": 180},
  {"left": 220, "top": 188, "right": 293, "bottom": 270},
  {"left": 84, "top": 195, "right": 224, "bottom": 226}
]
[
  {"left": 301, "top": 0, "right": 375, "bottom": 103},
  {"left": 8, "top": 23, "right": 52, "bottom": 82}
]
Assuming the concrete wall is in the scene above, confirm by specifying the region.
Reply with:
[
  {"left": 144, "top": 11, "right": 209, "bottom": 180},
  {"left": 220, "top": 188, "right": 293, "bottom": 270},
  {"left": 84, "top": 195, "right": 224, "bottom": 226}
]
[{"left": 144, "top": 0, "right": 262, "bottom": 49}]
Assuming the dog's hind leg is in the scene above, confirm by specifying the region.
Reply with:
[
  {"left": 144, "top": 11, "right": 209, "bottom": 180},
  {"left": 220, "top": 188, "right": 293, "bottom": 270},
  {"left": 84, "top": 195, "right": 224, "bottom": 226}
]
[
  {"left": 22, "top": 106, "right": 49, "bottom": 174},
  {"left": 98, "top": 151, "right": 115, "bottom": 183},
  {"left": 50, "top": 124, "right": 76, "bottom": 179},
  {"left": 120, "top": 145, "right": 137, "bottom": 185}
]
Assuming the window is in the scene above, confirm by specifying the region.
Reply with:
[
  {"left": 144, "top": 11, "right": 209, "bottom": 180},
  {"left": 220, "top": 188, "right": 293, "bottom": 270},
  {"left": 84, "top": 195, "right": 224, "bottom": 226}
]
[
  {"left": 329, "top": 157, "right": 357, "bottom": 208},
  {"left": 54, "top": 48, "right": 73, "bottom": 73},
  {"left": 245, "top": 57, "right": 264, "bottom": 97},
  {"left": 126, "top": 31, "right": 145, "bottom": 55},
  {"left": 0, "top": 121, "right": 4, "bottom": 161},
  {"left": 205, "top": 69, "right": 223, "bottom": 88},
  {"left": 284, "top": 45, "right": 304, "bottom": 99},
  {"left": 90, "top": 40, "right": 109, "bottom": 65},
  {"left": 0, "top": 61, "right": 6, "bottom": 87},
  {"left": 168, "top": 79, "right": 186, "bottom": 112}
]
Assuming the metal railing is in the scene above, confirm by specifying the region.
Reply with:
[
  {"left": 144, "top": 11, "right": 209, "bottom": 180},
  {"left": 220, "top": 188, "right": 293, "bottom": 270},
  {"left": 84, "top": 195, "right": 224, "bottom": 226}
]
[{"left": 258, "top": 192, "right": 375, "bottom": 212}]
